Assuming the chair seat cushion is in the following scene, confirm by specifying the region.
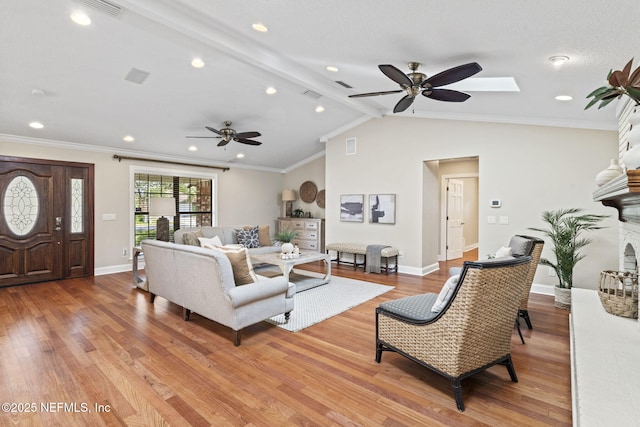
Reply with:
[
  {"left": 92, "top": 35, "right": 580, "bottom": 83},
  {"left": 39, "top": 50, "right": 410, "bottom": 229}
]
[{"left": 378, "top": 293, "right": 439, "bottom": 322}]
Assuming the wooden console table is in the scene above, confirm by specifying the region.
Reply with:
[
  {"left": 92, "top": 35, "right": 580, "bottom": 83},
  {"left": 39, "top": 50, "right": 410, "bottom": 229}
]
[{"left": 132, "top": 246, "right": 147, "bottom": 291}]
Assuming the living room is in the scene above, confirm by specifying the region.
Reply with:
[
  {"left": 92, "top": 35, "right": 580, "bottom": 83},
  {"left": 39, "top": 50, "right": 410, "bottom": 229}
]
[{"left": 2, "top": 0, "right": 638, "bottom": 425}]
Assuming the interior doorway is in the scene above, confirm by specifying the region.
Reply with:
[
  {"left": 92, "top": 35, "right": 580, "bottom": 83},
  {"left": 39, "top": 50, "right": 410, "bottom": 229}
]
[
  {"left": 439, "top": 158, "right": 479, "bottom": 261},
  {"left": 0, "top": 156, "right": 94, "bottom": 287}
]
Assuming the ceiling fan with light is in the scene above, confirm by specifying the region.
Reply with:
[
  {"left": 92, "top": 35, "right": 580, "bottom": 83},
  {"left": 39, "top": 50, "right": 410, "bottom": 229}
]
[
  {"left": 349, "top": 61, "right": 482, "bottom": 113},
  {"left": 187, "top": 121, "right": 262, "bottom": 146}
]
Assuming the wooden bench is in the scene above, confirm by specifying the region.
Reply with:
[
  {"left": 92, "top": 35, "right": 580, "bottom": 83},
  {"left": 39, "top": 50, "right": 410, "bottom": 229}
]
[{"left": 325, "top": 243, "right": 399, "bottom": 274}]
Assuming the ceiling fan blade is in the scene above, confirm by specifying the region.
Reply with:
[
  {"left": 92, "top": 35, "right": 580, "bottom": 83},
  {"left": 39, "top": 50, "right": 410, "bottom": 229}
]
[
  {"left": 379, "top": 64, "right": 412, "bottom": 87},
  {"left": 424, "top": 88, "right": 471, "bottom": 102},
  {"left": 234, "top": 131, "right": 261, "bottom": 139},
  {"left": 186, "top": 136, "right": 220, "bottom": 138},
  {"left": 235, "top": 138, "right": 262, "bottom": 146},
  {"left": 205, "top": 126, "right": 223, "bottom": 135},
  {"left": 349, "top": 90, "right": 404, "bottom": 98},
  {"left": 393, "top": 95, "right": 415, "bottom": 113},
  {"left": 217, "top": 139, "right": 230, "bottom": 147},
  {"left": 422, "top": 62, "right": 482, "bottom": 88}
]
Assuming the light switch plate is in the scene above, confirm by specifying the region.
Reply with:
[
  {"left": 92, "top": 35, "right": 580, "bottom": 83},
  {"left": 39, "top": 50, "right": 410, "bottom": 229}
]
[
  {"left": 487, "top": 216, "right": 497, "bottom": 224},
  {"left": 102, "top": 213, "right": 116, "bottom": 221},
  {"left": 499, "top": 216, "right": 509, "bottom": 225}
]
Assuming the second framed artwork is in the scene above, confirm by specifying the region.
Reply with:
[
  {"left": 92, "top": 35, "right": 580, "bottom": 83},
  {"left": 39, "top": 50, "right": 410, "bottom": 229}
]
[{"left": 369, "top": 194, "right": 396, "bottom": 224}]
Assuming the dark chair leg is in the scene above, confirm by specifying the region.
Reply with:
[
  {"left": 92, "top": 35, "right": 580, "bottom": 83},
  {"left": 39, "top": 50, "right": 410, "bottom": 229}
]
[
  {"left": 375, "top": 342, "right": 383, "bottom": 363},
  {"left": 520, "top": 309, "right": 533, "bottom": 329},
  {"left": 233, "top": 330, "right": 241, "bottom": 346},
  {"left": 452, "top": 379, "right": 465, "bottom": 411},
  {"left": 515, "top": 317, "right": 525, "bottom": 344},
  {"left": 284, "top": 311, "right": 291, "bottom": 321},
  {"left": 183, "top": 308, "right": 191, "bottom": 321},
  {"left": 504, "top": 355, "right": 519, "bottom": 382},
  {"left": 149, "top": 293, "right": 156, "bottom": 303}
]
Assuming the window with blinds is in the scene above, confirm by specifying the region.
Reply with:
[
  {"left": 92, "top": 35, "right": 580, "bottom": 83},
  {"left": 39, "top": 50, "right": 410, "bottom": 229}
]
[{"left": 133, "top": 173, "right": 214, "bottom": 245}]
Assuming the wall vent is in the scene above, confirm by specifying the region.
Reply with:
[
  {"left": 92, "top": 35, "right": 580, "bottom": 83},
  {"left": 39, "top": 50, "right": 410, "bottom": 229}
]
[
  {"left": 75, "top": 0, "right": 123, "bottom": 16},
  {"left": 346, "top": 138, "right": 356, "bottom": 155},
  {"left": 335, "top": 80, "right": 353, "bottom": 89},
  {"left": 302, "top": 90, "right": 321, "bottom": 100},
  {"left": 124, "top": 68, "right": 150, "bottom": 85}
]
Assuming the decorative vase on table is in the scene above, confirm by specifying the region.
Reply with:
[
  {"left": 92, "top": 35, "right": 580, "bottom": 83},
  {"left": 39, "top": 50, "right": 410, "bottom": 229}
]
[
  {"left": 595, "top": 159, "right": 624, "bottom": 186},
  {"left": 281, "top": 242, "right": 294, "bottom": 255}
]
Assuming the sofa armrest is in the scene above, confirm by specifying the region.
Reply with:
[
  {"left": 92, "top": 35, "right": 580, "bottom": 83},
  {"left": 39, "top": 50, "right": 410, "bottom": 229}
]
[{"left": 226, "top": 276, "right": 290, "bottom": 308}]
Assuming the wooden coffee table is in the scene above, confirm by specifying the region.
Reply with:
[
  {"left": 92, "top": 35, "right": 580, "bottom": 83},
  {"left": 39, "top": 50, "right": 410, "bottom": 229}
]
[{"left": 251, "top": 251, "right": 331, "bottom": 292}]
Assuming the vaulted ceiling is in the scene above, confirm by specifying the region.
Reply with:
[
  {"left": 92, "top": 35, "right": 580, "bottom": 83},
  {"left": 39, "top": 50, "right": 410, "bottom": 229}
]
[{"left": 1, "top": 0, "right": 633, "bottom": 171}]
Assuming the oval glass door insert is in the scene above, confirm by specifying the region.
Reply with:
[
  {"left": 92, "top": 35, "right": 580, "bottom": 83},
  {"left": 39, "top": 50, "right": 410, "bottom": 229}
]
[{"left": 3, "top": 175, "right": 39, "bottom": 236}]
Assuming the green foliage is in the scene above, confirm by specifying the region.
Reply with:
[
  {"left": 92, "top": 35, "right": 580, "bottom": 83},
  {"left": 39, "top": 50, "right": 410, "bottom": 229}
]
[
  {"left": 585, "top": 58, "right": 640, "bottom": 110},
  {"left": 528, "top": 208, "right": 608, "bottom": 288},
  {"left": 274, "top": 229, "right": 298, "bottom": 243}
]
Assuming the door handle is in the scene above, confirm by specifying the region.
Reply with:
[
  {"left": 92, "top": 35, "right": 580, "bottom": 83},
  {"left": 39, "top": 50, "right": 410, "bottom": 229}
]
[{"left": 55, "top": 217, "right": 62, "bottom": 231}]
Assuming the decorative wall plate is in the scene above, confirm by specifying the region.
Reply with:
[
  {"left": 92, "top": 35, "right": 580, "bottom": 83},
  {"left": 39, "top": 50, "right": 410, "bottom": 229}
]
[
  {"left": 316, "top": 189, "right": 325, "bottom": 208},
  {"left": 299, "top": 181, "right": 317, "bottom": 203}
]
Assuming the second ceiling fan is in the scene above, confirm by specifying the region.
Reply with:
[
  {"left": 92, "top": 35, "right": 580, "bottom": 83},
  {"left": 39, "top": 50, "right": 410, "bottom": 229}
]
[
  {"left": 349, "top": 61, "right": 482, "bottom": 113},
  {"left": 187, "top": 121, "right": 262, "bottom": 147}
]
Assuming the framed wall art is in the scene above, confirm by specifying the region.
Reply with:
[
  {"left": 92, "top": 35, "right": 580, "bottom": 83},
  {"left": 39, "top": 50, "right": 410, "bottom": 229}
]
[
  {"left": 340, "top": 194, "right": 364, "bottom": 222},
  {"left": 369, "top": 194, "right": 396, "bottom": 224}
]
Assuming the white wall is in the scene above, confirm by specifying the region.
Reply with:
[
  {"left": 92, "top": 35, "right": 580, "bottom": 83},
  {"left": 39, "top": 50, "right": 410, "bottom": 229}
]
[
  {"left": 325, "top": 115, "right": 620, "bottom": 289},
  {"left": 0, "top": 138, "right": 283, "bottom": 273},
  {"left": 281, "top": 155, "right": 326, "bottom": 219}
]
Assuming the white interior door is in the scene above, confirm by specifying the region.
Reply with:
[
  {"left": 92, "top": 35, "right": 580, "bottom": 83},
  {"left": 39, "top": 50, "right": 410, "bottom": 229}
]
[{"left": 446, "top": 179, "right": 464, "bottom": 260}]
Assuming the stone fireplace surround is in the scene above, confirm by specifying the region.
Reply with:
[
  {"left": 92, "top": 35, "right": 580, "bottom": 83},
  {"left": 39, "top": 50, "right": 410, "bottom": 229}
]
[{"left": 570, "top": 170, "right": 640, "bottom": 426}]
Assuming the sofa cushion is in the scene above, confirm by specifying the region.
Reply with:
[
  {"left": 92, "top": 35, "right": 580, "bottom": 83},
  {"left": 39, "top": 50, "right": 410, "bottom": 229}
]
[
  {"left": 237, "top": 226, "right": 260, "bottom": 248},
  {"left": 215, "top": 246, "right": 258, "bottom": 285},
  {"left": 245, "top": 225, "right": 271, "bottom": 246},
  {"left": 182, "top": 230, "right": 203, "bottom": 246}
]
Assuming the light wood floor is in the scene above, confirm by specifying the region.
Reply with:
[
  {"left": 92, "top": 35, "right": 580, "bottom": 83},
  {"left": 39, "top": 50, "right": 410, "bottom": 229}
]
[{"left": 0, "top": 250, "right": 571, "bottom": 426}]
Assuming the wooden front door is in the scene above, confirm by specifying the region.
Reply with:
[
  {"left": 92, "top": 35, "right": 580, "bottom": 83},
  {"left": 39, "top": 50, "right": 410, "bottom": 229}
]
[{"left": 0, "top": 156, "right": 94, "bottom": 287}]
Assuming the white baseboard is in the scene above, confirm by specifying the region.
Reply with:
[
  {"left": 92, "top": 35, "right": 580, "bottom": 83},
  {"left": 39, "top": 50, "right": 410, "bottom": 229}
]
[
  {"left": 464, "top": 243, "right": 478, "bottom": 252},
  {"left": 95, "top": 262, "right": 139, "bottom": 276},
  {"left": 531, "top": 283, "right": 554, "bottom": 296}
]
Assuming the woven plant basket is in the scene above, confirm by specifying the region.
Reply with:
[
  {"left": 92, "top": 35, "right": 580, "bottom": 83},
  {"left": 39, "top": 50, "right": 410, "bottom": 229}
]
[{"left": 597, "top": 270, "right": 638, "bottom": 319}]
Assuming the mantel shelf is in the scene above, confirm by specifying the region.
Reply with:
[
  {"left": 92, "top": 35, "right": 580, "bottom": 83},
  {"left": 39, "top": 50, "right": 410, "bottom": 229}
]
[{"left": 593, "top": 170, "right": 640, "bottom": 224}]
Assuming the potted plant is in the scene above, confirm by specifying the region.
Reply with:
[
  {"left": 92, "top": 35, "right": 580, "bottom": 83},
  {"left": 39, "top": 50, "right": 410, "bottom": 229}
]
[
  {"left": 528, "top": 208, "right": 608, "bottom": 309},
  {"left": 274, "top": 229, "right": 298, "bottom": 254},
  {"left": 585, "top": 58, "right": 640, "bottom": 110}
]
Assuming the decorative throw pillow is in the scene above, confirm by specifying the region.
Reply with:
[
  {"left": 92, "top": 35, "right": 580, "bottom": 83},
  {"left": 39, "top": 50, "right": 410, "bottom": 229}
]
[
  {"left": 216, "top": 246, "right": 258, "bottom": 285},
  {"left": 258, "top": 225, "right": 271, "bottom": 246},
  {"left": 236, "top": 226, "right": 260, "bottom": 248},
  {"left": 495, "top": 246, "right": 513, "bottom": 258},
  {"left": 431, "top": 274, "right": 459, "bottom": 313},
  {"left": 198, "top": 235, "right": 223, "bottom": 248},
  {"left": 182, "top": 231, "right": 202, "bottom": 246}
]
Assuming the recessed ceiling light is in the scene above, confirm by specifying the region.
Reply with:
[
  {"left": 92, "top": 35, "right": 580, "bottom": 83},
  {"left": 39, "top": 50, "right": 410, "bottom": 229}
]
[
  {"left": 549, "top": 55, "right": 569, "bottom": 66},
  {"left": 123, "top": 135, "right": 135, "bottom": 142},
  {"left": 188, "top": 145, "right": 198, "bottom": 151},
  {"left": 326, "top": 66, "right": 339, "bottom": 72},
  {"left": 191, "top": 57, "right": 205, "bottom": 68},
  {"left": 70, "top": 11, "right": 91, "bottom": 26},
  {"left": 252, "top": 23, "right": 268, "bottom": 32},
  {"left": 29, "top": 121, "right": 44, "bottom": 129},
  {"left": 555, "top": 95, "right": 573, "bottom": 101},
  {"left": 236, "top": 153, "right": 245, "bottom": 159},
  {"left": 315, "top": 106, "right": 325, "bottom": 113},
  {"left": 266, "top": 86, "right": 277, "bottom": 95}
]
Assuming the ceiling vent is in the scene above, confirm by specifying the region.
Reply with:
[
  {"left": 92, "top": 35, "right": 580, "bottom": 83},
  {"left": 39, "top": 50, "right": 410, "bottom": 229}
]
[
  {"left": 335, "top": 81, "right": 353, "bottom": 89},
  {"left": 75, "top": 0, "right": 123, "bottom": 16},
  {"left": 302, "top": 90, "right": 321, "bottom": 100},
  {"left": 124, "top": 68, "right": 150, "bottom": 84}
]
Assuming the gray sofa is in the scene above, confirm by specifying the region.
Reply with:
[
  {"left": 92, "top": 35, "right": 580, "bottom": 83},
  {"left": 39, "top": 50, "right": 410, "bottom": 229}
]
[
  {"left": 174, "top": 226, "right": 281, "bottom": 255},
  {"left": 141, "top": 239, "right": 295, "bottom": 346}
]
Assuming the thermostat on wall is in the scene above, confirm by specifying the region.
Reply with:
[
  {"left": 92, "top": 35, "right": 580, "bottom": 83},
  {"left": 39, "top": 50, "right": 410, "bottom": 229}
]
[{"left": 490, "top": 199, "right": 502, "bottom": 208}]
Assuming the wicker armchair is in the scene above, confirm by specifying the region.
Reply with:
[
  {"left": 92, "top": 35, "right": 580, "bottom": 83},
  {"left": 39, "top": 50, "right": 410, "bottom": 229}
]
[
  {"left": 375, "top": 256, "right": 532, "bottom": 411},
  {"left": 511, "top": 235, "right": 544, "bottom": 329}
]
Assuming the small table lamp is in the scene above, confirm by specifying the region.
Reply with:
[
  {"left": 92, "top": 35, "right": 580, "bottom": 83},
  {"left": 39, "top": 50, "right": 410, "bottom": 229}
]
[
  {"left": 149, "top": 197, "right": 176, "bottom": 242},
  {"left": 282, "top": 189, "right": 297, "bottom": 217}
]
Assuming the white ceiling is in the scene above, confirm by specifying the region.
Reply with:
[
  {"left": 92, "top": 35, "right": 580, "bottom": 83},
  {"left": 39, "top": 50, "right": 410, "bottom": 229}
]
[{"left": 1, "top": 0, "right": 633, "bottom": 171}]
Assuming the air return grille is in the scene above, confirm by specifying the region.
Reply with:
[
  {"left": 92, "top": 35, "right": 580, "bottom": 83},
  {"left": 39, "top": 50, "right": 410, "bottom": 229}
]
[{"left": 75, "top": 0, "right": 123, "bottom": 16}]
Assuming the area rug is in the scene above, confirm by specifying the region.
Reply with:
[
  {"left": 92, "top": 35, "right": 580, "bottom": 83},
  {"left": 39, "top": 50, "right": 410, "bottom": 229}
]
[{"left": 264, "top": 273, "right": 394, "bottom": 332}]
